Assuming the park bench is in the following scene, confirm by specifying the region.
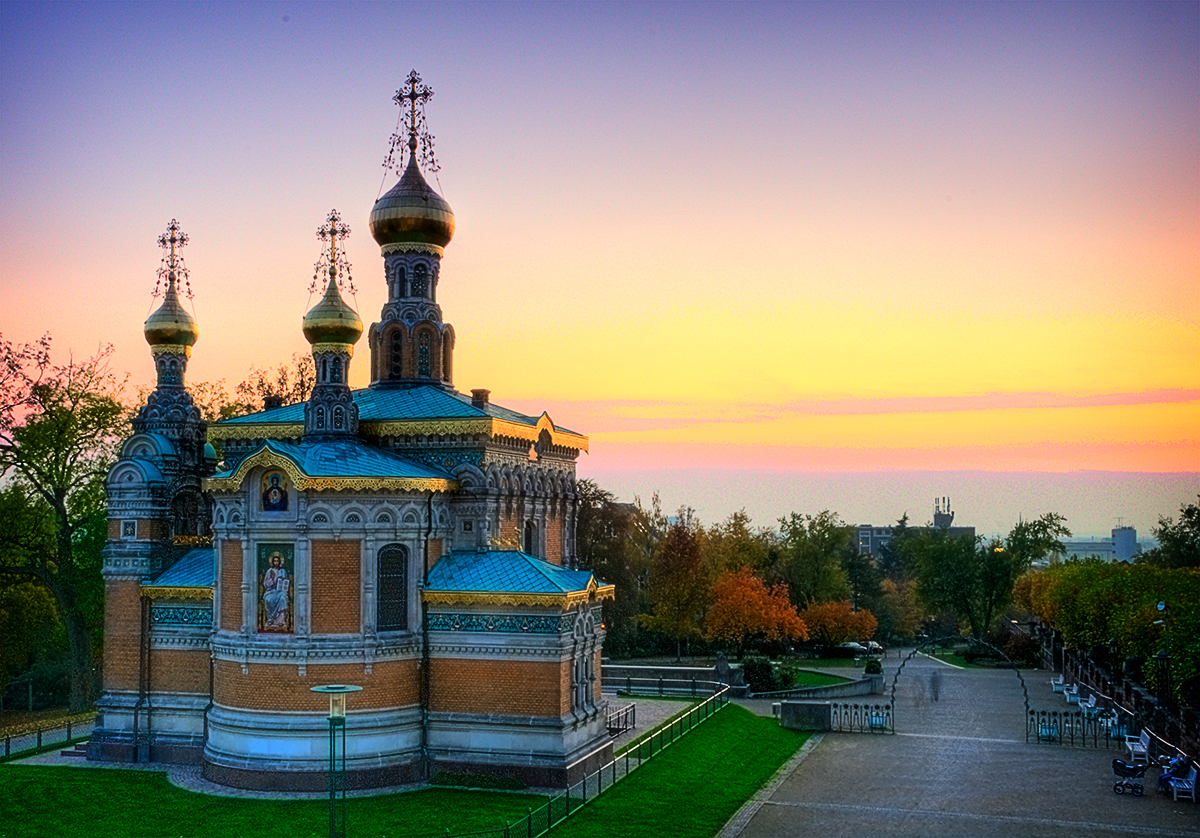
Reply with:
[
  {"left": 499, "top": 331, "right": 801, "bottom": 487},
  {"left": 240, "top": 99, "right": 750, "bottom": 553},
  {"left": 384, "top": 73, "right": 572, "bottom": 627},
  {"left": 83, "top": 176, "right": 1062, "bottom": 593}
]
[
  {"left": 1167, "top": 764, "right": 1196, "bottom": 803},
  {"left": 1125, "top": 729, "right": 1151, "bottom": 765},
  {"left": 1050, "top": 675, "right": 1064, "bottom": 693},
  {"left": 1063, "top": 684, "right": 1080, "bottom": 704},
  {"left": 1078, "top": 694, "right": 1097, "bottom": 716}
]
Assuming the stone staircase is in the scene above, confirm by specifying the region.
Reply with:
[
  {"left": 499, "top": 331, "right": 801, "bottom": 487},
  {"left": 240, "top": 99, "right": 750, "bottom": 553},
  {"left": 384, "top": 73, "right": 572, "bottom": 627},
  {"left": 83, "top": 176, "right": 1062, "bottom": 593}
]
[{"left": 60, "top": 740, "right": 89, "bottom": 758}]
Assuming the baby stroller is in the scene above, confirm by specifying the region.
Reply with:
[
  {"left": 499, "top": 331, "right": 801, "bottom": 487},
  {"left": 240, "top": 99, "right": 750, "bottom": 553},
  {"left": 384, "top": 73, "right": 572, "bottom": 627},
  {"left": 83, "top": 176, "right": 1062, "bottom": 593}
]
[{"left": 1112, "top": 758, "right": 1152, "bottom": 795}]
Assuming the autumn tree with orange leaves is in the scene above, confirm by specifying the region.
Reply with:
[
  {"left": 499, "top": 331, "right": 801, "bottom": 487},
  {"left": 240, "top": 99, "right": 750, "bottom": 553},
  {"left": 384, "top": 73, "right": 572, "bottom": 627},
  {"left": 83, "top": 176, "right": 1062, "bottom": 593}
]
[
  {"left": 799, "top": 600, "right": 878, "bottom": 649},
  {"left": 705, "top": 568, "right": 808, "bottom": 659}
]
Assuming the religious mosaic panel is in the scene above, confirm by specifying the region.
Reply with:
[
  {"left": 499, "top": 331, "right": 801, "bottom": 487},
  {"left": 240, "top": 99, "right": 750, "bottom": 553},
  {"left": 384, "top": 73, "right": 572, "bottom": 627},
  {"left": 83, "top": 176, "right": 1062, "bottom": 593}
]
[
  {"left": 261, "top": 470, "right": 289, "bottom": 511},
  {"left": 257, "top": 543, "right": 294, "bottom": 633}
]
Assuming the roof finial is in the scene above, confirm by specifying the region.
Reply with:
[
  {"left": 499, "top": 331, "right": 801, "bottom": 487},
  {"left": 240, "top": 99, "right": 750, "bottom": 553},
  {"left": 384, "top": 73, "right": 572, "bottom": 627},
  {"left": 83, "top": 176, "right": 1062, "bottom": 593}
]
[
  {"left": 383, "top": 70, "right": 439, "bottom": 176},
  {"left": 153, "top": 219, "right": 192, "bottom": 300},
  {"left": 310, "top": 209, "right": 355, "bottom": 295}
]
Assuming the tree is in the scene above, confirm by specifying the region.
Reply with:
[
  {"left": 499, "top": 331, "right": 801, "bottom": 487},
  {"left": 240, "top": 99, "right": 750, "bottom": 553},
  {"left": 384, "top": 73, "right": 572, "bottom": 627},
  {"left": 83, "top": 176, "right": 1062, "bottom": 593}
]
[
  {"left": 776, "top": 510, "right": 852, "bottom": 607},
  {"left": 1138, "top": 496, "right": 1200, "bottom": 568},
  {"left": 641, "top": 520, "right": 708, "bottom": 661},
  {"left": 909, "top": 512, "right": 1069, "bottom": 638},
  {"left": 876, "top": 513, "right": 911, "bottom": 582},
  {"left": 574, "top": 479, "right": 650, "bottom": 655},
  {"left": 699, "top": 510, "right": 772, "bottom": 578},
  {"left": 704, "top": 568, "right": 807, "bottom": 659},
  {"left": 235, "top": 352, "right": 315, "bottom": 410},
  {"left": 841, "top": 543, "right": 883, "bottom": 612},
  {"left": 799, "top": 600, "right": 878, "bottom": 648},
  {"left": 0, "top": 335, "right": 126, "bottom": 710}
]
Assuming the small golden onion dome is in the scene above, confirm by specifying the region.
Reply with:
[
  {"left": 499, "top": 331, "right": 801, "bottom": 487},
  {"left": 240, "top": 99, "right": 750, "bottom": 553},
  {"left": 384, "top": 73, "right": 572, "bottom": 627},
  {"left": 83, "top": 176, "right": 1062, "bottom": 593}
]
[
  {"left": 369, "top": 149, "right": 455, "bottom": 249},
  {"left": 303, "top": 268, "right": 363, "bottom": 346},
  {"left": 143, "top": 277, "right": 199, "bottom": 348}
]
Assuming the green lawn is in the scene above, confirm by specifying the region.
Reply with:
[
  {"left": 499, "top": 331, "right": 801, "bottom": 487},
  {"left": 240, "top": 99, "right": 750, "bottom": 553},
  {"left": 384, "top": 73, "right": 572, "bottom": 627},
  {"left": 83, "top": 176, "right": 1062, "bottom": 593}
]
[
  {"left": 0, "top": 767, "right": 544, "bottom": 838},
  {"left": 1, "top": 704, "right": 809, "bottom": 838},
  {"left": 551, "top": 704, "right": 809, "bottom": 838}
]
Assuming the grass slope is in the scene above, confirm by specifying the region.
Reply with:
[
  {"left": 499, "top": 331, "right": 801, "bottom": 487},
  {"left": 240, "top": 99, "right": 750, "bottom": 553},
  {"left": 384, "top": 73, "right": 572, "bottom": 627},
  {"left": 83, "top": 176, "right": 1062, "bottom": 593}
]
[
  {"left": 551, "top": 705, "right": 809, "bottom": 838},
  {"left": 0, "top": 767, "right": 543, "bottom": 838}
]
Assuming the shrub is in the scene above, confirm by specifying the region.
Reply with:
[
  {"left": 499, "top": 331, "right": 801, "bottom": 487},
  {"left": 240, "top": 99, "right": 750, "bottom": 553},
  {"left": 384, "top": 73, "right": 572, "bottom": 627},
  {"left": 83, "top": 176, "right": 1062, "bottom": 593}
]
[
  {"left": 863, "top": 658, "right": 883, "bottom": 675},
  {"left": 742, "top": 655, "right": 778, "bottom": 692}
]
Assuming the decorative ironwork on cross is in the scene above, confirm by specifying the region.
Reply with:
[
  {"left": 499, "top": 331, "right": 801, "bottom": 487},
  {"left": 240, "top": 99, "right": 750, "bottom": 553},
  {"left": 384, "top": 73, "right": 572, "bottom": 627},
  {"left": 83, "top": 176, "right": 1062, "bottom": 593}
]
[
  {"left": 383, "top": 69, "right": 439, "bottom": 176},
  {"left": 154, "top": 219, "right": 192, "bottom": 299},
  {"left": 311, "top": 209, "right": 355, "bottom": 295}
]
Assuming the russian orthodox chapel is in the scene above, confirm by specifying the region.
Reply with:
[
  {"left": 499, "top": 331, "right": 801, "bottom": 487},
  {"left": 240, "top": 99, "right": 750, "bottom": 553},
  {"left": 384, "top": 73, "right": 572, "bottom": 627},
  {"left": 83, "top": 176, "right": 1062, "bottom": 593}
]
[{"left": 89, "top": 73, "right": 614, "bottom": 790}]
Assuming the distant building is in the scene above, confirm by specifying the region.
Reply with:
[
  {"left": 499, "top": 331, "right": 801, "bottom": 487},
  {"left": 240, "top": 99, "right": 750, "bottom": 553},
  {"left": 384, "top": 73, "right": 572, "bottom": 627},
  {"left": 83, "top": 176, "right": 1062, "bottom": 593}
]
[
  {"left": 855, "top": 497, "right": 976, "bottom": 558},
  {"left": 1055, "top": 526, "right": 1141, "bottom": 563}
]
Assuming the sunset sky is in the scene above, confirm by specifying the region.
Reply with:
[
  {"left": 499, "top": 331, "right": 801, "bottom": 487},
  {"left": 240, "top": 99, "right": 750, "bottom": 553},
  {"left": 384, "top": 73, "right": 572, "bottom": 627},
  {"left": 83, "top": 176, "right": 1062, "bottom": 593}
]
[{"left": 1, "top": 1, "right": 1196, "bottom": 537}]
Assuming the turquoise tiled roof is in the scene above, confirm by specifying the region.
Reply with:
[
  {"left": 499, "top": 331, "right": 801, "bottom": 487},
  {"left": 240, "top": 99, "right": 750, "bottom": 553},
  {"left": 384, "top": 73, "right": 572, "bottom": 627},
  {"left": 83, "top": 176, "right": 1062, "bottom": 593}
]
[
  {"left": 147, "top": 547, "right": 215, "bottom": 588},
  {"left": 426, "top": 550, "right": 598, "bottom": 595},
  {"left": 211, "top": 438, "right": 453, "bottom": 480},
  {"left": 216, "top": 385, "right": 580, "bottom": 434}
]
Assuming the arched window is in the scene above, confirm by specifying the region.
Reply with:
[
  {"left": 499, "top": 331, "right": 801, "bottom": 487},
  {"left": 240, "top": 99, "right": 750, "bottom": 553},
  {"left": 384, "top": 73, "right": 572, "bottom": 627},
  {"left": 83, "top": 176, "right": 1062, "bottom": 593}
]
[
  {"left": 389, "top": 330, "right": 403, "bottom": 379},
  {"left": 315, "top": 407, "right": 326, "bottom": 429},
  {"left": 442, "top": 338, "right": 452, "bottom": 382},
  {"left": 333, "top": 406, "right": 344, "bottom": 429},
  {"left": 412, "top": 264, "right": 428, "bottom": 297},
  {"left": 330, "top": 357, "right": 342, "bottom": 383},
  {"left": 377, "top": 544, "right": 408, "bottom": 631},
  {"left": 395, "top": 264, "right": 407, "bottom": 298},
  {"left": 524, "top": 521, "right": 537, "bottom": 556},
  {"left": 418, "top": 332, "right": 431, "bottom": 378}
]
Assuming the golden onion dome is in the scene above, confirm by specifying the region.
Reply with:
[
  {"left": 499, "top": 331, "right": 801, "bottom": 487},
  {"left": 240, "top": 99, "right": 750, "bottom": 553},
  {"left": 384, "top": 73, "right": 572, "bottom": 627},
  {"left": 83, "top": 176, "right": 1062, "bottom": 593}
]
[
  {"left": 369, "top": 143, "right": 455, "bottom": 250},
  {"left": 143, "top": 276, "right": 199, "bottom": 348},
  {"left": 303, "top": 268, "right": 363, "bottom": 346}
]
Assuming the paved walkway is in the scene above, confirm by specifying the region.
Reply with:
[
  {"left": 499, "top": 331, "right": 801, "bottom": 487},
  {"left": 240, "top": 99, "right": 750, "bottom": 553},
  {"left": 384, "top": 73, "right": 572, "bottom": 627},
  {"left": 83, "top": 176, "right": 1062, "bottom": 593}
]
[{"left": 722, "top": 653, "right": 1200, "bottom": 838}]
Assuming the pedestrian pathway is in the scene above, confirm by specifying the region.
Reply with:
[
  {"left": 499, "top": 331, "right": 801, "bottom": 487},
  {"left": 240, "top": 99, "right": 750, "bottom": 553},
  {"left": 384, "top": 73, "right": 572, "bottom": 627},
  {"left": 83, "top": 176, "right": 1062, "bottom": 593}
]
[{"left": 721, "top": 651, "right": 1200, "bottom": 838}]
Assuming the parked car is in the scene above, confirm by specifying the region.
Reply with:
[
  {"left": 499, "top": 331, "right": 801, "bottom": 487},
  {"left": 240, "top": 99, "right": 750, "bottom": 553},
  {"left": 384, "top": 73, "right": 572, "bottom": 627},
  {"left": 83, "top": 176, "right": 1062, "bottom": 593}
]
[
  {"left": 836, "top": 642, "right": 868, "bottom": 655},
  {"left": 863, "top": 641, "right": 884, "bottom": 654}
]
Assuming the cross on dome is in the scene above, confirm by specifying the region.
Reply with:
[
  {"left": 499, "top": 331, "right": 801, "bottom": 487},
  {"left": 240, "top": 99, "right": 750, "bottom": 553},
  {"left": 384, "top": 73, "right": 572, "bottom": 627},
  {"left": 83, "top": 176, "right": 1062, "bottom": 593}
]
[
  {"left": 154, "top": 219, "right": 192, "bottom": 299},
  {"left": 384, "top": 69, "right": 439, "bottom": 175},
  {"left": 311, "top": 209, "right": 355, "bottom": 295}
]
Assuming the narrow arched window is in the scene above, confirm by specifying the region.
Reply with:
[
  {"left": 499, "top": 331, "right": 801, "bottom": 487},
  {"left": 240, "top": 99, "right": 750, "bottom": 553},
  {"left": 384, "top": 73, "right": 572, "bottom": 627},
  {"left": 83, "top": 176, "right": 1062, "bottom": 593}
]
[
  {"left": 316, "top": 407, "right": 326, "bottom": 429},
  {"left": 330, "top": 357, "right": 342, "bottom": 383},
  {"left": 389, "top": 331, "right": 403, "bottom": 379},
  {"left": 412, "top": 264, "right": 428, "bottom": 298},
  {"left": 377, "top": 544, "right": 408, "bottom": 631},
  {"left": 395, "top": 265, "right": 407, "bottom": 298},
  {"left": 524, "top": 521, "right": 537, "bottom": 556},
  {"left": 418, "top": 332, "right": 431, "bottom": 377},
  {"left": 334, "top": 406, "right": 344, "bottom": 429}
]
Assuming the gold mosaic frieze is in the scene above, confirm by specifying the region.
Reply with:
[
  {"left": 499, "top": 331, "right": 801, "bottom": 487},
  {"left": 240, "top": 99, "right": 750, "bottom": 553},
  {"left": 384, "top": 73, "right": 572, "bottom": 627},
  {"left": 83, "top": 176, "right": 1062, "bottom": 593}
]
[{"left": 204, "top": 448, "right": 456, "bottom": 494}]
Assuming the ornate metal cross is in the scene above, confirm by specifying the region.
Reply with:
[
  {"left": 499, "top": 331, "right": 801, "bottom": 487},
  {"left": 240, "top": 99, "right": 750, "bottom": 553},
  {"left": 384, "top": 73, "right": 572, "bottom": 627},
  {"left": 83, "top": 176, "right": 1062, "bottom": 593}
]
[
  {"left": 312, "top": 210, "right": 355, "bottom": 294},
  {"left": 155, "top": 219, "right": 191, "bottom": 298},
  {"left": 393, "top": 69, "right": 433, "bottom": 140}
]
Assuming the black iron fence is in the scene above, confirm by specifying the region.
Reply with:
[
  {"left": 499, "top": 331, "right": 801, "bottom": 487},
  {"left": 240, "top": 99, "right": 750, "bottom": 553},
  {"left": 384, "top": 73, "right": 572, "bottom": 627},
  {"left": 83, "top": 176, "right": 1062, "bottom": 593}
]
[
  {"left": 605, "top": 703, "right": 635, "bottom": 736},
  {"left": 415, "top": 687, "right": 731, "bottom": 838},
  {"left": 613, "top": 676, "right": 725, "bottom": 698},
  {"left": 2, "top": 714, "right": 95, "bottom": 760},
  {"left": 830, "top": 701, "right": 893, "bottom": 733}
]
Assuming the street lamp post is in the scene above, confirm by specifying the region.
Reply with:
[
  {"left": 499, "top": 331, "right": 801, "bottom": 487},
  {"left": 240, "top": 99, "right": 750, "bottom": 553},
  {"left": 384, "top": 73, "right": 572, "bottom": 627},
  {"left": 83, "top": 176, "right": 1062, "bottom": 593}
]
[
  {"left": 1154, "top": 601, "right": 1171, "bottom": 707},
  {"left": 312, "top": 684, "right": 362, "bottom": 838}
]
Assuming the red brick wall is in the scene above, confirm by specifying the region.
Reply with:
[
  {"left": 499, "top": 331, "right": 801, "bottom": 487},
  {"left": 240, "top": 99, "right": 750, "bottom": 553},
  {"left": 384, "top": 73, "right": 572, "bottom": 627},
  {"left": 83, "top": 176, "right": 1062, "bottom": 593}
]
[
  {"left": 594, "top": 649, "right": 603, "bottom": 702},
  {"left": 137, "top": 519, "right": 165, "bottom": 540},
  {"left": 219, "top": 540, "right": 242, "bottom": 631},
  {"left": 103, "top": 580, "right": 142, "bottom": 691},
  {"left": 430, "top": 658, "right": 567, "bottom": 717},
  {"left": 545, "top": 507, "right": 563, "bottom": 566},
  {"left": 107, "top": 519, "right": 121, "bottom": 540},
  {"left": 311, "top": 540, "right": 360, "bottom": 635},
  {"left": 148, "top": 649, "right": 211, "bottom": 694},
  {"left": 213, "top": 659, "right": 417, "bottom": 711}
]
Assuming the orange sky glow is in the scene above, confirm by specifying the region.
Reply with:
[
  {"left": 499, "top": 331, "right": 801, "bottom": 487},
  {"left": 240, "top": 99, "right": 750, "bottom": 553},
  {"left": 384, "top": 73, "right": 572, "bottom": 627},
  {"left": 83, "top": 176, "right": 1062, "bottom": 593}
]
[{"left": 1, "top": 2, "right": 1196, "bottom": 535}]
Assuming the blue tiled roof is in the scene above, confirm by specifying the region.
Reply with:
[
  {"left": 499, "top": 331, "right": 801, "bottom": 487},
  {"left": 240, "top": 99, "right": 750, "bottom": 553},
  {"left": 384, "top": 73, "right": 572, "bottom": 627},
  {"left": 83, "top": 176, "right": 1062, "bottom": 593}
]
[
  {"left": 215, "top": 385, "right": 579, "bottom": 434},
  {"left": 212, "top": 438, "right": 453, "bottom": 480},
  {"left": 148, "top": 547, "right": 215, "bottom": 588},
  {"left": 426, "top": 550, "right": 598, "bottom": 595}
]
